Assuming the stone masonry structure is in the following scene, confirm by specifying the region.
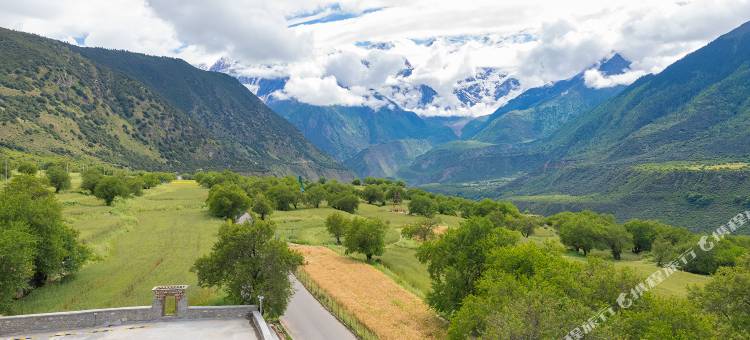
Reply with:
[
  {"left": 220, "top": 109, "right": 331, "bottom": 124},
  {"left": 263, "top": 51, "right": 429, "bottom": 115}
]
[{"left": 0, "top": 284, "right": 275, "bottom": 339}]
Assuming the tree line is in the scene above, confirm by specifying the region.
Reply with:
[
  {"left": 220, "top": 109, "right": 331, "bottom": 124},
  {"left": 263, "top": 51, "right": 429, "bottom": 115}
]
[
  {"left": 416, "top": 207, "right": 750, "bottom": 338},
  {"left": 547, "top": 210, "right": 750, "bottom": 274},
  {"left": 0, "top": 175, "right": 90, "bottom": 313}
]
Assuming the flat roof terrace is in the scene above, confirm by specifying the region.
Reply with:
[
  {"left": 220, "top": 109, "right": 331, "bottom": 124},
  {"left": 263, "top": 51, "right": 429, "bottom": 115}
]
[{"left": 5, "top": 319, "right": 258, "bottom": 340}]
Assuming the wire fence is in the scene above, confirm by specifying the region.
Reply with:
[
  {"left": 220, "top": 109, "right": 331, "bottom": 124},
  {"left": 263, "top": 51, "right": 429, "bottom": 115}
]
[{"left": 294, "top": 269, "right": 379, "bottom": 340}]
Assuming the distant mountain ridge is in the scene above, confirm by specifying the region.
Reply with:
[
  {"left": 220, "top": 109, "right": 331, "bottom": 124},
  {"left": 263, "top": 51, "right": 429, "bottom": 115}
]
[
  {"left": 462, "top": 53, "right": 630, "bottom": 143},
  {"left": 404, "top": 20, "right": 750, "bottom": 231},
  {"left": 0, "top": 27, "right": 351, "bottom": 179}
]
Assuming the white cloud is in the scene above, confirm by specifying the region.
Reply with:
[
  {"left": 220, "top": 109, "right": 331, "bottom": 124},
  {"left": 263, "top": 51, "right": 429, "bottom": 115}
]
[
  {"left": 281, "top": 75, "right": 383, "bottom": 106},
  {"left": 2, "top": 0, "right": 750, "bottom": 116},
  {"left": 583, "top": 69, "right": 647, "bottom": 89},
  {"left": 146, "top": 0, "right": 314, "bottom": 63}
]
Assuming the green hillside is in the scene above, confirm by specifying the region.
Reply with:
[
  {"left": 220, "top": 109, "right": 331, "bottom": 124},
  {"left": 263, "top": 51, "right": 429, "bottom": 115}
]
[
  {"left": 269, "top": 99, "right": 456, "bottom": 161},
  {"left": 0, "top": 28, "right": 350, "bottom": 179},
  {"left": 465, "top": 54, "right": 628, "bottom": 144},
  {"left": 344, "top": 139, "right": 432, "bottom": 178},
  {"left": 404, "top": 21, "right": 750, "bottom": 232}
]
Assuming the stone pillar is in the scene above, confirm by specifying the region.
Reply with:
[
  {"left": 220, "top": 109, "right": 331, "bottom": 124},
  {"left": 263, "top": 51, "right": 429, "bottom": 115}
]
[
  {"left": 151, "top": 294, "right": 164, "bottom": 318},
  {"left": 177, "top": 295, "right": 189, "bottom": 316}
]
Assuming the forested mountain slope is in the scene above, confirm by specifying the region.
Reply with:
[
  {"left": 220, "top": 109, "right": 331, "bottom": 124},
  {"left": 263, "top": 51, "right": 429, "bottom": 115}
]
[{"left": 0, "top": 28, "right": 350, "bottom": 179}]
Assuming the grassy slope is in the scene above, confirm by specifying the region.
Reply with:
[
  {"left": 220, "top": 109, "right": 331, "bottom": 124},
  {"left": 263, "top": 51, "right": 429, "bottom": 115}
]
[{"left": 12, "top": 177, "right": 224, "bottom": 314}]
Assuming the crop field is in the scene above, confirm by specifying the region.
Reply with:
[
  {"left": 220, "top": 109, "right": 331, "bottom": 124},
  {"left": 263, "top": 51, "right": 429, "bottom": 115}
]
[{"left": 292, "top": 245, "right": 446, "bottom": 339}]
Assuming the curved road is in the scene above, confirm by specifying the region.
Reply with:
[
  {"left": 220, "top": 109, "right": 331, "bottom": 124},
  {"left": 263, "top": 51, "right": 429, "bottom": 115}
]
[{"left": 280, "top": 276, "right": 356, "bottom": 340}]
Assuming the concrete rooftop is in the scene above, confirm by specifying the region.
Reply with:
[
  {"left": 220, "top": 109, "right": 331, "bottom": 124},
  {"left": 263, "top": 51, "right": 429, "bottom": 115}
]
[{"left": 6, "top": 319, "right": 258, "bottom": 340}]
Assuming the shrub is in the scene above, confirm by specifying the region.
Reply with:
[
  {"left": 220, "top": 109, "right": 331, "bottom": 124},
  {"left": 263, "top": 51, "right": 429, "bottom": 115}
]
[
  {"left": 17, "top": 161, "right": 38, "bottom": 175},
  {"left": 125, "top": 176, "right": 145, "bottom": 196},
  {"left": 94, "top": 176, "right": 130, "bottom": 206},
  {"left": 361, "top": 185, "right": 385, "bottom": 205},
  {"left": 331, "top": 193, "right": 359, "bottom": 213},
  {"left": 80, "top": 169, "right": 103, "bottom": 193},
  {"left": 409, "top": 195, "right": 437, "bottom": 217},
  {"left": 401, "top": 218, "right": 439, "bottom": 241}
]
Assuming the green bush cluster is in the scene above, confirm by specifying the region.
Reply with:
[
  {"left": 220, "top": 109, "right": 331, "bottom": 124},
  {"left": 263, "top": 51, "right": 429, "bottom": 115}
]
[
  {"left": 546, "top": 211, "right": 750, "bottom": 273},
  {"left": 0, "top": 175, "right": 90, "bottom": 312},
  {"left": 81, "top": 169, "right": 174, "bottom": 205},
  {"left": 324, "top": 212, "right": 387, "bottom": 262}
]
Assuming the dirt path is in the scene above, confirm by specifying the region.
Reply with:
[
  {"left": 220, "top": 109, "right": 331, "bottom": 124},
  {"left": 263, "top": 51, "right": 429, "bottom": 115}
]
[{"left": 292, "top": 245, "right": 446, "bottom": 340}]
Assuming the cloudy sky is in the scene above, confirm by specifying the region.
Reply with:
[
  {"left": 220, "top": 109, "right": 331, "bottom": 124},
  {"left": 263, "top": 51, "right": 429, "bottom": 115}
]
[{"left": 3, "top": 0, "right": 750, "bottom": 116}]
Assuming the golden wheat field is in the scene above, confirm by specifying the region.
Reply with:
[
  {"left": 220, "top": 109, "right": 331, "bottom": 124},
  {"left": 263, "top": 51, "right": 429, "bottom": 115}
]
[{"left": 292, "top": 245, "right": 447, "bottom": 340}]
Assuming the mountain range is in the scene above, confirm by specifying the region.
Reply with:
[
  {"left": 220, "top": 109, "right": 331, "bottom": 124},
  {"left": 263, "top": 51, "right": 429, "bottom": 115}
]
[
  {"left": 0, "top": 27, "right": 351, "bottom": 179},
  {"left": 412, "top": 21, "right": 750, "bottom": 231},
  {"left": 3, "top": 19, "right": 750, "bottom": 231}
]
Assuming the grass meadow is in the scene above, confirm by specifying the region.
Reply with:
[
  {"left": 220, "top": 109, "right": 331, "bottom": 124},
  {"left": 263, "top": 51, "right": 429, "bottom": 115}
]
[
  {"left": 11, "top": 176, "right": 711, "bottom": 316},
  {"left": 11, "top": 177, "right": 225, "bottom": 314}
]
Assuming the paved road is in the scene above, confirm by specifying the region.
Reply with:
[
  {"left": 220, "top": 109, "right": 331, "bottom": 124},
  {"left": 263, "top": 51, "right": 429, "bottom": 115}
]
[{"left": 281, "top": 276, "right": 356, "bottom": 340}]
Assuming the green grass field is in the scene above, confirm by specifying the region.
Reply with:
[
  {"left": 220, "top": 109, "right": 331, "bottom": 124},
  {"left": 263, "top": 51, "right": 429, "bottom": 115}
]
[
  {"left": 11, "top": 178, "right": 225, "bottom": 314},
  {"left": 11, "top": 176, "right": 712, "bottom": 315}
]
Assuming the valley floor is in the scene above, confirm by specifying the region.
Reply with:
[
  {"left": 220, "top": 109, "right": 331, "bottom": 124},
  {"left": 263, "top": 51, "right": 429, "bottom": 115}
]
[{"left": 10, "top": 177, "right": 713, "bottom": 337}]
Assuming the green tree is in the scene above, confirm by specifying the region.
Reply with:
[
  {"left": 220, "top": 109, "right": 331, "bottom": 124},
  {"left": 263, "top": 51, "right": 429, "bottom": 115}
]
[
  {"left": 267, "top": 185, "right": 299, "bottom": 211},
  {"left": 17, "top": 161, "right": 38, "bottom": 175},
  {"left": 344, "top": 217, "right": 386, "bottom": 261},
  {"left": 624, "top": 220, "right": 664, "bottom": 253},
  {"left": 140, "top": 173, "right": 161, "bottom": 189},
  {"left": 192, "top": 220, "right": 303, "bottom": 318},
  {"left": 302, "top": 185, "right": 326, "bottom": 208},
  {"left": 80, "top": 169, "right": 103, "bottom": 193},
  {"left": 602, "top": 224, "right": 633, "bottom": 260},
  {"left": 94, "top": 176, "right": 130, "bottom": 206},
  {"left": 125, "top": 176, "right": 145, "bottom": 196},
  {"left": 601, "top": 295, "right": 719, "bottom": 339},
  {"left": 649, "top": 226, "right": 694, "bottom": 266},
  {"left": 330, "top": 193, "right": 359, "bottom": 213},
  {"left": 45, "top": 165, "right": 71, "bottom": 193},
  {"left": 385, "top": 185, "right": 405, "bottom": 203},
  {"left": 252, "top": 194, "right": 274, "bottom": 220},
  {"left": 651, "top": 236, "right": 678, "bottom": 267},
  {"left": 325, "top": 212, "right": 350, "bottom": 245},
  {"left": 206, "top": 183, "right": 251, "bottom": 219},
  {"left": 448, "top": 243, "right": 642, "bottom": 339},
  {"left": 361, "top": 185, "right": 385, "bottom": 205},
  {"left": 351, "top": 178, "right": 361, "bottom": 185},
  {"left": 556, "top": 211, "right": 612, "bottom": 256},
  {"left": 401, "top": 217, "right": 439, "bottom": 241},
  {"left": 690, "top": 255, "right": 750, "bottom": 336},
  {"left": 0, "top": 221, "right": 37, "bottom": 312},
  {"left": 436, "top": 197, "right": 459, "bottom": 216},
  {"left": 470, "top": 199, "right": 519, "bottom": 217},
  {"left": 507, "top": 215, "right": 541, "bottom": 238},
  {"left": 417, "top": 217, "right": 519, "bottom": 315},
  {"left": 0, "top": 175, "right": 89, "bottom": 286},
  {"left": 409, "top": 195, "right": 437, "bottom": 217}
]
